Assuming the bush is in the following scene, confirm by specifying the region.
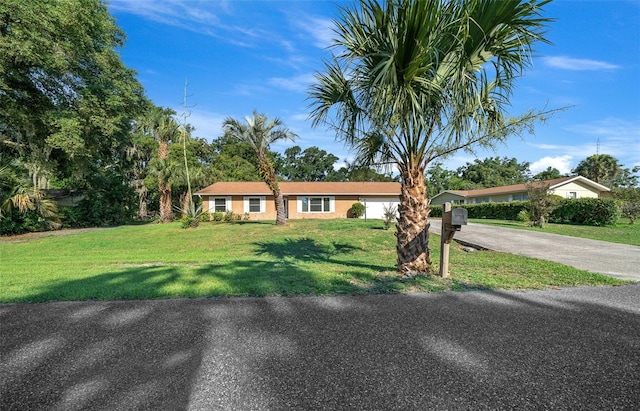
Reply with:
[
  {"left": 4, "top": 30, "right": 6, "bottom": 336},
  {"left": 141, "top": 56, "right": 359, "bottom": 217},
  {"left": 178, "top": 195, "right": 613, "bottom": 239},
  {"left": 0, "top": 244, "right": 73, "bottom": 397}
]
[
  {"left": 382, "top": 203, "right": 397, "bottom": 230},
  {"left": 212, "top": 211, "right": 223, "bottom": 221},
  {"left": 621, "top": 201, "right": 639, "bottom": 225},
  {"left": 350, "top": 202, "right": 365, "bottom": 218},
  {"left": 429, "top": 201, "right": 528, "bottom": 220},
  {"left": 180, "top": 215, "right": 200, "bottom": 229},
  {"left": 199, "top": 212, "right": 211, "bottom": 222},
  {"left": 613, "top": 187, "right": 640, "bottom": 225},
  {"left": 516, "top": 210, "right": 531, "bottom": 223},
  {"left": 223, "top": 211, "right": 234, "bottom": 222},
  {"left": 550, "top": 198, "right": 620, "bottom": 226}
]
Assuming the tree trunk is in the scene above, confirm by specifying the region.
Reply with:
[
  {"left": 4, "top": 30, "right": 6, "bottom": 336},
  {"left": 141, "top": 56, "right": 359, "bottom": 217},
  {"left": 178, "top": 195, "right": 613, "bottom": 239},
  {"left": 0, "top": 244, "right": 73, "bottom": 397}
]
[
  {"left": 274, "top": 189, "right": 286, "bottom": 226},
  {"left": 257, "top": 153, "right": 287, "bottom": 226},
  {"left": 137, "top": 183, "right": 148, "bottom": 219},
  {"left": 396, "top": 164, "right": 431, "bottom": 275},
  {"left": 159, "top": 182, "right": 173, "bottom": 223},
  {"left": 157, "top": 140, "right": 173, "bottom": 223}
]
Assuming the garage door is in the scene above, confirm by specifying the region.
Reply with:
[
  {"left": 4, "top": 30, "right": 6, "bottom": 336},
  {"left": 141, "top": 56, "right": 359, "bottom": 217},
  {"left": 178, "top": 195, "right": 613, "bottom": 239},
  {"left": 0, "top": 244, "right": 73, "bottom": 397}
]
[{"left": 361, "top": 198, "right": 400, "bottom": 219}]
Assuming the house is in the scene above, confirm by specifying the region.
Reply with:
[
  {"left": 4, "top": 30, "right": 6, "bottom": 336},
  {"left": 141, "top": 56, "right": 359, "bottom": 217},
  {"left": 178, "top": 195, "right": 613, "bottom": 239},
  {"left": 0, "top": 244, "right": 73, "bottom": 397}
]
[
  {"left": 430, "top": 176, "right": 611, "bottom": 205},
  {"left": 195, "top": 181, "right": 402, "bottom": 220}
]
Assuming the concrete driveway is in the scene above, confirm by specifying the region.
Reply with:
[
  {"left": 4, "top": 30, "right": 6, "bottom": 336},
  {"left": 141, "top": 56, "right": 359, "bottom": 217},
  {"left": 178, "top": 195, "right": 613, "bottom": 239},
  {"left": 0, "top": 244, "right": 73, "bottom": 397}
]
[
  {"left": 2, "top": 285, "right": 639, "bottom": 410},
  {"left": 429, "top": 220, "right": 640, "bottom": 282}
]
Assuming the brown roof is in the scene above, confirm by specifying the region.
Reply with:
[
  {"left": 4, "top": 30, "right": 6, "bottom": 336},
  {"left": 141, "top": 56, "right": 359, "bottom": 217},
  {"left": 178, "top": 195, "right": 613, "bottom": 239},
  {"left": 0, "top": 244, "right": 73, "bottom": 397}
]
[
  {"left": 195, "top": 181, "right": 401, "bottom": 196},
  {"left": 436, "top": 176, "right": 610, "bottom": 199}
]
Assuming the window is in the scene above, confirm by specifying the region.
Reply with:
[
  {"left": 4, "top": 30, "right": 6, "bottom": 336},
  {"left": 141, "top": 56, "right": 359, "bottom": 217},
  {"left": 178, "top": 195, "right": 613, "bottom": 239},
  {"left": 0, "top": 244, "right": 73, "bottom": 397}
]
[
  {"left": 243, "top": 196, "right": 265, "bottom": 213},
  {"left": 249, "top": 198, "right": 261, "bottom": 212},
  {"left": 300, "top": 196, "right": 333, "bottom": 213},
  {"left": 567, "top": 192, "right": 577, "bottom": 199},
  {"left": 475, "top": 197, "right": 490, "bottom": 203},
  {"left": 213, "top": 197, "right": 228, "bottom": 212},
  {"left": 310, "top": 198, "right": 323, "bottom": 212},
  {"left": 512, "top": 193, "right": 528, "bottom": 201}
]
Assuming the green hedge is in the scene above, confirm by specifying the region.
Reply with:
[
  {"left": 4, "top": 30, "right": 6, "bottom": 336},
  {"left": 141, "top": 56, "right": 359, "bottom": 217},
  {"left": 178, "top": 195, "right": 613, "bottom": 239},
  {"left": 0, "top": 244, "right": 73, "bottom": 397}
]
[
  {"left": 429, "top": 201, "right": 528, "bottom": 220},
  {"left": 549, "top": 198, "right": 620, "bottom": 226},
  {"left": 429, "top": 198, "right": 620, "bottom": 226}
]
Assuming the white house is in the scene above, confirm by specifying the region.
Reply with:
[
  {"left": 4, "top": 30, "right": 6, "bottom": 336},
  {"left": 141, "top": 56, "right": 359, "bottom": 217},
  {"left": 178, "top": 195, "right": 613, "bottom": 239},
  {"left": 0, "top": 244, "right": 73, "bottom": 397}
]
[{"left": 430, "top": 176, "right": 611, "bottom": 205}]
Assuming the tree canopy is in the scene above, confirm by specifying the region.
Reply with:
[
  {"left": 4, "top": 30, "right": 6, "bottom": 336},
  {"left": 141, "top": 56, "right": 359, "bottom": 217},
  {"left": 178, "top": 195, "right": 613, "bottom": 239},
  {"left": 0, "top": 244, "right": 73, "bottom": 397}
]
[
  {"left": 279, "top": 146, "right": 339, "bottom": 181},
  {"left": 1, "top": 0, "right": 147, "bottom": 230}
]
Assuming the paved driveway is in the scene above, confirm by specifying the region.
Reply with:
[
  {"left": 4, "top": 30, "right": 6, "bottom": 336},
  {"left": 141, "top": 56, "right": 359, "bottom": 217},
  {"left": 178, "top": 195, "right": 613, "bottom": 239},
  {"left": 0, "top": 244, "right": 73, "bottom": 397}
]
[
  {"left": 2, "top": 286, "right": 639, "bottom": 410},
  {"left": 429, "top": 220, "right": 640, "bottom": 282}
]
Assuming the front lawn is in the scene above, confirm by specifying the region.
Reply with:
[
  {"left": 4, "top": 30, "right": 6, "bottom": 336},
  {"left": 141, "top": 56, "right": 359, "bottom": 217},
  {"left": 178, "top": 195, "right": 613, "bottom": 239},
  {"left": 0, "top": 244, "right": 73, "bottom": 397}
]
[
  {"left": 0, "top": 219, "right": 626, "bottom": 303},
  {"left": 469, "top": 218, "right": 640, "bottom": 246}
]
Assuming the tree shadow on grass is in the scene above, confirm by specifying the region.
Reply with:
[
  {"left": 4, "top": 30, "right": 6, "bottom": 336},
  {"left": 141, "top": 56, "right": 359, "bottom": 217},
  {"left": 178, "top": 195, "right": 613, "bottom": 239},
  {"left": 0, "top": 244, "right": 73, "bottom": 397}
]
[{"left": 254, "top": 237, "right": 361, "bottom": 261}]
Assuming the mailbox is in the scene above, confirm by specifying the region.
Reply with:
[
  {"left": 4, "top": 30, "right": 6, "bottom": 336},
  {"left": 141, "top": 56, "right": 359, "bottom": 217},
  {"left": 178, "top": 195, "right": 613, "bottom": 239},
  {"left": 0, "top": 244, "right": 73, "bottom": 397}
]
[{"left": 451, "top": 208, "right": 468, "bottom": 226}]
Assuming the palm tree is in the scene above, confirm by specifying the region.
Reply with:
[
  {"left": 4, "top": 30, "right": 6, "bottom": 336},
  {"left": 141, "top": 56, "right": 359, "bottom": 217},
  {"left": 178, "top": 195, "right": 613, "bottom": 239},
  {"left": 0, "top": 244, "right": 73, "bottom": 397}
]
[
  {"left": 309, "top": 0, "right": 552, "bottom": 275},
  {"left": 572, "top": 154, "right": 622, "bottom": 186},
  {"left": 136, "top": 107, "right": 180, "bottom": 223},
  {"left": 223, "top": 111, "right": 297, "bottom": 225},
  {"left": 0, "top": 161, "right": 60, "bottom": 231}
]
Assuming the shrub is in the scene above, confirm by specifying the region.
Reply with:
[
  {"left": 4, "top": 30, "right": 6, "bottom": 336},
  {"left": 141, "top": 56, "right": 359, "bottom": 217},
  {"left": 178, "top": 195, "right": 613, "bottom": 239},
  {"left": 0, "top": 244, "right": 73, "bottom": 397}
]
[
  {"left": 516, "top": 209, "right": 531, "bottom": 223},
  {"left": 212, "top": 211, "right": 223, "bottom": 221},
  {"left": 223, "top": 211, "right": 234, "bottom": 222},
  {"left": 243, "top": 212, "right": 250, "bottom": 221},
  {"left": 178, "top": 203, "right": 204, "bottom": 229},
  {"left": 180, "top": 215, "right": 200, "bottom": 229},
  {"left": 621, "top": 201, "right": 639, "bottom": 225},
  {"left": 382, "top": 203, "right": 397, "bottom": 230},
  {"left": 429, "top": 202, "right": 527, "bottom": 220},
  {"left": 550, "top": 198, "right": 620, "bottom": 226},
  {"left": 613, "top": 187, "right": 640, "bottom": 225},
  {"left": 350, "top": 202, "right": 365, "bottom": 218},
  {"left": 199, "top": 212, "right": 211, "bottom": 222}
]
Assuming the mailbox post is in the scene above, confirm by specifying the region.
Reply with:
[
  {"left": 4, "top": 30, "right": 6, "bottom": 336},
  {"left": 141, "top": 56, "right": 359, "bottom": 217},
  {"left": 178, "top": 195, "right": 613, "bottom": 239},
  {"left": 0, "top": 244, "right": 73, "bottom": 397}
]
[{"left": 439, "top": 202, "right": 468, "bottom": 278}]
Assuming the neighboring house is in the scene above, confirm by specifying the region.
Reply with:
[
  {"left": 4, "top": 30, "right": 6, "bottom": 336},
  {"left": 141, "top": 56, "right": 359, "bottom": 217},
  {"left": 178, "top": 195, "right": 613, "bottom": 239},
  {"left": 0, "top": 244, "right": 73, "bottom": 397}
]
[
  {"left": 430, "top": 176, "right": 611, "bottom": 205},
  {"left": 195, "top": 181, "right": 401, "bottom": 220}
]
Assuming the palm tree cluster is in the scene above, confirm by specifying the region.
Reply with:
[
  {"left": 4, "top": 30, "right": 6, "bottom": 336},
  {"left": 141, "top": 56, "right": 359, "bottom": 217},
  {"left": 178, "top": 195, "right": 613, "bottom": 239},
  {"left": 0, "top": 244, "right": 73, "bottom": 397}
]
[{"left": 309, "top": 0, "right": 553, "bottom": 275}]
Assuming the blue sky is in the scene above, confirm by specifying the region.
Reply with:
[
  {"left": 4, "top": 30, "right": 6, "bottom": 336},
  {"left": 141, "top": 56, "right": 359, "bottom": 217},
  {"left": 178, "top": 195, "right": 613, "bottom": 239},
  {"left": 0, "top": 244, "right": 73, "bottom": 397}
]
[{"left": 107, "top": 0, "right": 640, "bottom": 175}]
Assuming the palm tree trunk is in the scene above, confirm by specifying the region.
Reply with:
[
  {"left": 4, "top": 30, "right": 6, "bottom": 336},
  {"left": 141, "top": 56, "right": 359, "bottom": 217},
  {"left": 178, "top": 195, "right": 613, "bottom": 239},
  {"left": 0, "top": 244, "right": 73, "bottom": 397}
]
[
  {"left": 396, "top": 164, "right": 431, "bottom": 275},
  {"left": 137, "top": 183, "right": 148, "bottom": 219},
  {"left": 274, "top": 189, "right": 286, "bottom": 226},
  {"left": 258, "top": 154, "right": 287, "bottom": 226},
  {"left": 157, "top": 140, "right": 174, "bottom": 222},
  {"left": 159, "top": 182, "right": 173, "bottom": 223}
]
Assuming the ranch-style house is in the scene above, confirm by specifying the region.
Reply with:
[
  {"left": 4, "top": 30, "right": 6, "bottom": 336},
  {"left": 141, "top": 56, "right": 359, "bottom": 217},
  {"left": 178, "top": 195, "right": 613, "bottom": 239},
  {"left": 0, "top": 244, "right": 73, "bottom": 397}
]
[{"left": 195, "top": 181, "right": 402, "bottom": 220}]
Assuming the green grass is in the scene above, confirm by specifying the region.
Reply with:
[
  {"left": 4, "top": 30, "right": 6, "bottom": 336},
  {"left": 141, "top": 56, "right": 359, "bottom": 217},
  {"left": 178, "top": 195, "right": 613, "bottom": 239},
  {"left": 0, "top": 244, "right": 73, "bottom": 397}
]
[
  {"left": 469, "top": 218, "right": 640, "bottom": 246},
  {"left": 0, "top": 219, "right": 627, "bottom": 303}
]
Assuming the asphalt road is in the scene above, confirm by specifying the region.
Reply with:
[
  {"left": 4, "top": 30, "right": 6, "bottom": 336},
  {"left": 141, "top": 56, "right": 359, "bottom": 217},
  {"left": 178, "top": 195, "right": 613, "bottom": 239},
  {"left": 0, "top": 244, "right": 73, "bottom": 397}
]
[
  {"left": 2, "top": 285, "right": 639, "bottom": 410},
  {"left": 428, "top": 220, "right": 640, "bottom": 282}
]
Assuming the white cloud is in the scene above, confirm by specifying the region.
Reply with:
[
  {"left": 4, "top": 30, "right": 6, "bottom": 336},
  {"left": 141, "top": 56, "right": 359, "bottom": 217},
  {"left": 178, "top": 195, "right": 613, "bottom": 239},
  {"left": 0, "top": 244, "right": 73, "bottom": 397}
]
[
  {"left": 289, "top": 14, "right": 335, "bottom": 49},
  {"left": 542, "top": 56, "right": 620, "bottom": 71},
  {"left": 268, "top": 73, "right": 315, "bottom": 93},
  {"left": 108, "top": 0, "right": 272, "bottom": 47},
  {"left": 529, "top": 155, "right": 573, "bottom": 175}
]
